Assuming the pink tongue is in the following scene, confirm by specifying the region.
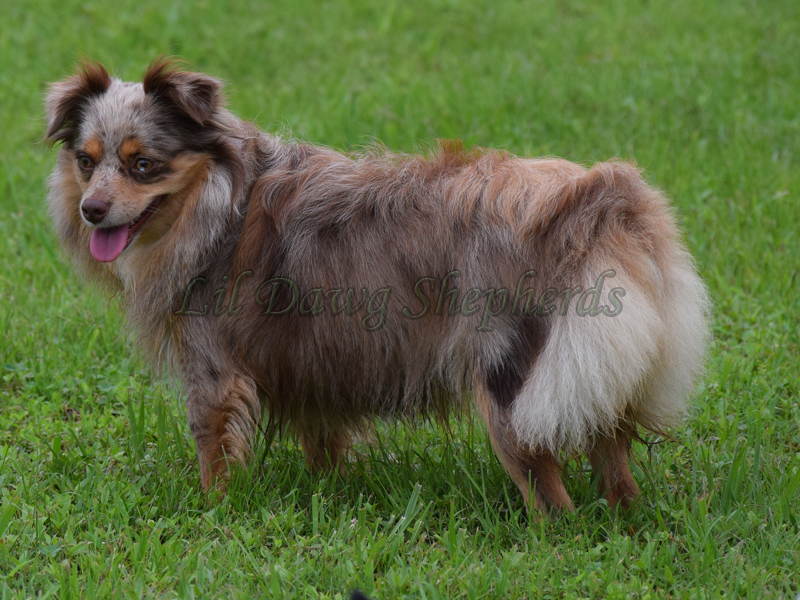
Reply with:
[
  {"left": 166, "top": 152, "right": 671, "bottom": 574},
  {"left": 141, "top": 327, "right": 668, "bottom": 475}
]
[{"left": 89, "top": 224, "right": 130, "bottom": 262}]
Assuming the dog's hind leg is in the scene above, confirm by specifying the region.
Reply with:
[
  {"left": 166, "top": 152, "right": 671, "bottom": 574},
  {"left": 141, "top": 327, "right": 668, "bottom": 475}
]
[
  {"left": 587, "top": 427, "right": 640, "bottom": 509},
  {"left": 475, "top": 381, "right": 574, "bottom": 515},
  {"left": 187, "top": 374, "right": 260, "bottom": 493}
]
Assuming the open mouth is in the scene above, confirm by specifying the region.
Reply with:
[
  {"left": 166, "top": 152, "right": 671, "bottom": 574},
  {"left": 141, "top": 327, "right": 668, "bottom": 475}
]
[{"left": 89, "top": 196, "right": 165, "bottom": 263}]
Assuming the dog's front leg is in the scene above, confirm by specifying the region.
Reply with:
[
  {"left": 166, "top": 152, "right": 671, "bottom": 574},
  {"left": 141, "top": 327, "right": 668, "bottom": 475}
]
[{"left": 186, "top": 374, "right": 260, "bottom": 493}]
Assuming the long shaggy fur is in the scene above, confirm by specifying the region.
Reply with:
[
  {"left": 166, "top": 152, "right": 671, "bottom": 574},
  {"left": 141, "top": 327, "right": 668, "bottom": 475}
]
[{"left": 45, "top": 59, "right": 710, "bottom": 512}]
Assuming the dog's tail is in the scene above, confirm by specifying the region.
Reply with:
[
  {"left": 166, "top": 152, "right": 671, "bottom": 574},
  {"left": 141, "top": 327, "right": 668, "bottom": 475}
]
[{"left": 512, "top": 162, "right": 711, "bottom": 451}]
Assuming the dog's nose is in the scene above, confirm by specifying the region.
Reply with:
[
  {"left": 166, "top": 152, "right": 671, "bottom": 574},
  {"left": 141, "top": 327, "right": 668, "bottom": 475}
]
[{"left": 81, "top": 198, "right": 110, "bottom": 224}]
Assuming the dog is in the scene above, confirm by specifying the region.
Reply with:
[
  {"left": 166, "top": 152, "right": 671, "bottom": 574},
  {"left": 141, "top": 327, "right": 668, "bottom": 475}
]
[{"left": 45, "top": 59, "right": 709, "bottom": 513}]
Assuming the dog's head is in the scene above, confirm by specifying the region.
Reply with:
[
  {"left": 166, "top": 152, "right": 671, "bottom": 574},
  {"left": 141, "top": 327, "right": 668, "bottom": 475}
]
[{"left": 45, "top": 59, "right": 240, "bottom": 264}]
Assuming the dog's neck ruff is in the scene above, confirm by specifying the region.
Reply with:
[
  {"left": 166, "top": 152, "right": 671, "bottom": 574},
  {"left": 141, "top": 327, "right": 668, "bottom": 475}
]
[{"left": 117, "top": 163, "right": 245, "bottom": 361}]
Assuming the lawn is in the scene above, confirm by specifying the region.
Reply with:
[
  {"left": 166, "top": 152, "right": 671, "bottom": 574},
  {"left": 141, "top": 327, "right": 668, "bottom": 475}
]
[{"left": 0, "top": 0, "right": 798, "bottom": 597}]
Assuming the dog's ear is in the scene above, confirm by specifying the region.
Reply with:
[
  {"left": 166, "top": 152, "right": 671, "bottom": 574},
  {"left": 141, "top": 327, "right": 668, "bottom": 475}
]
[
  {"left": 44, "top": 61, "right": 111, "bottom": 145},
  {"left": 143, "top": 58, "right": 224, "bottom": 126}
]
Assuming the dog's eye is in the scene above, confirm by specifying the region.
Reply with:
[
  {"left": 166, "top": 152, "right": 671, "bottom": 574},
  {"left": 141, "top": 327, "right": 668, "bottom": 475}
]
[
  {"left": 134, "top": 158, "right": 155, "bottom": 173},
  {"left": 78, "top": 155, "right": 93, "bottom": 170}
]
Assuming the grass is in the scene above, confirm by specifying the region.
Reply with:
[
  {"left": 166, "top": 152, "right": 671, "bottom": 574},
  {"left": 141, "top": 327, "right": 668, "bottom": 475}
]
[{"left": 1, "top": 0, "right": 798, "bottom": 597}]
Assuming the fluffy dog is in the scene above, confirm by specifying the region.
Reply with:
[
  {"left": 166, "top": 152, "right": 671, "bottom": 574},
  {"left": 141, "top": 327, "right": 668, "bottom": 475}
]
[{"left": 45, "top": 59, "right": 709, "bottom": 513}]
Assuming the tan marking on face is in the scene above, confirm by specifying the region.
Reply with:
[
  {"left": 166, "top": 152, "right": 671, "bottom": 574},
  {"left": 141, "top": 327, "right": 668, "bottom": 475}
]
[
  {"left": 119, "top": 138, "right": 145, "bottom": 163},
  {"left": 72, "top": 165, "right": 90, "bottom": 193},
  {"left": 137, "top": 155, "right": 211, "bottom": 246},
  {"left": 83, "top": 137, "right": 103, "bottom": 163}
]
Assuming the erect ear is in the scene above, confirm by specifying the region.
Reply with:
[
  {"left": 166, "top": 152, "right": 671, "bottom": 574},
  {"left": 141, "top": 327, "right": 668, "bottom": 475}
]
[
  {"left": 44, "top": 60, "right": 111, "bottom": 145},
  {"left": 142, "top": 58, "right": 224, "bottom": 126}
]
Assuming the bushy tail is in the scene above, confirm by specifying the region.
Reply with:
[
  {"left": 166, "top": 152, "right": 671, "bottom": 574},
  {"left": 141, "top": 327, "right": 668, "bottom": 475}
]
[{"left": 511, "top": 163, "right": 711, "bottom": 451}]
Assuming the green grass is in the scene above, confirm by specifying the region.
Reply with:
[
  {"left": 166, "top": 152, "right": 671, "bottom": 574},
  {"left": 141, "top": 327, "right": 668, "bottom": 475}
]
[{"left": 1, "top": 0, "right": 799, "bottom": 597}]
